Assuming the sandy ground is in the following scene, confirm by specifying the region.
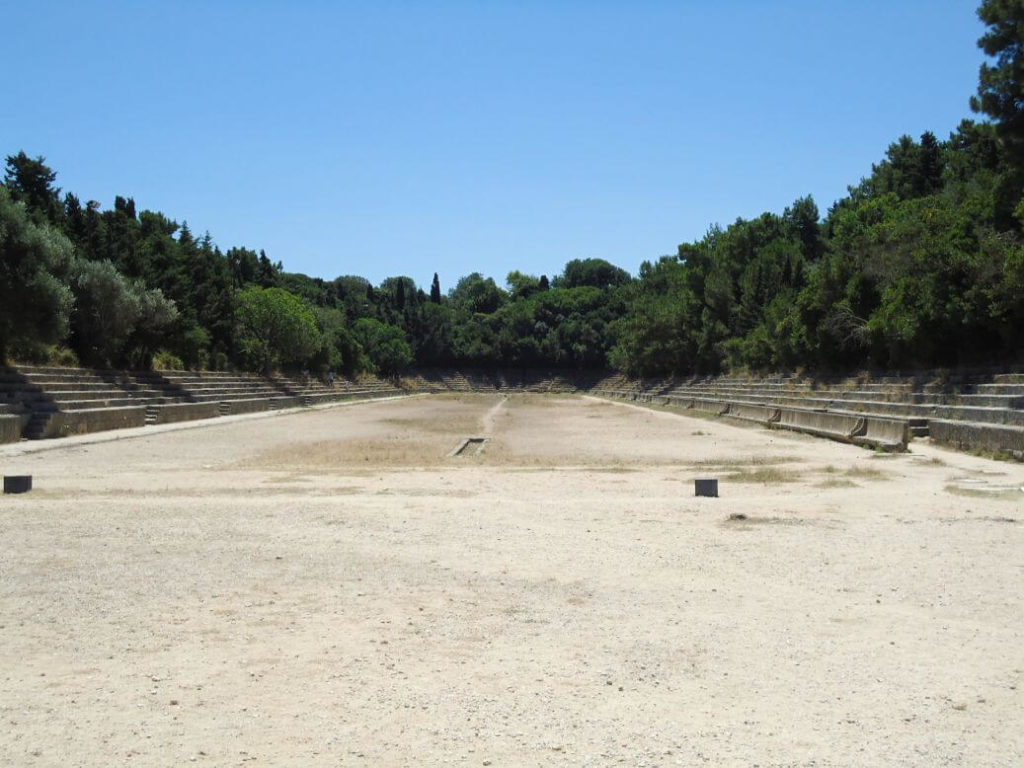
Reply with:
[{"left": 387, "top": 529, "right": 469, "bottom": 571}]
[{"left": 1, "top": 393, "right": 1022, "bottom": 767}]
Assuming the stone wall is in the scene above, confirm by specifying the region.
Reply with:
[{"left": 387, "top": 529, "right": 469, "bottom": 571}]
[
  {"left": 151, "top": 402, "right": 222, "bottom": 425},
  {"left": 37, "top": 407, "right": 147, "bottom": 439},
  {"left": 0, "top": 414, "right": 29, "bottom": 444}
]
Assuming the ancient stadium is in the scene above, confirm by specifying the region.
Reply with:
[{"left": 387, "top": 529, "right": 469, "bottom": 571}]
[{"left": 2, "top": 367, "right": 1023, "bottom": 766}]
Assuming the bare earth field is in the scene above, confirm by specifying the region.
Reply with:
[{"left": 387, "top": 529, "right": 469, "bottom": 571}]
[{"left": 1, "top": 393, "right": 1022, "bottom": 767}]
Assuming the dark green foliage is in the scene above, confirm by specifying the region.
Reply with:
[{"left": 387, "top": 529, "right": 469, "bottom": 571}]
[
  {"left": 311, "top": 306, "right": 363, "bottom": 374},
  {"left": 235, "top": 286, "right": 321, "bottom": 374},
  {"left": 556, "top": 258, "right": 631, "bottom": 289},
  {"left": 449, "top": 272, "right": 507, "bottom": 314},
  {"left": 4, "top": 152, "right": 63, "bottom": 225},
  {"left": 3, "top": 5, "right": 1023, "bottom": 377},
  {"left": 69, "top": 258, "right": 178, "bottom": 367},
  {"left": 506, "top": 270, "right": 542, "bottom": 300},
  {"left": 973, "top": 0, "right": 1024, "bottom": 162},
  {"left": 6, "top": 110, "right": 1024, "bottom": 377},
  {"left": 353, "top": 318, "right": 412, "bottom": 375},
  {"left": 861, "top": 133, "right": 945, "bottom": 201},
  {"left": 413, "top": 302, "right": 454, "bottom": 365},
  {"left": 0, "top": 187, "right": 74, "bottom": 360},
  {"left": 608, "top": 257, "right": 691, "bottom": 376}
]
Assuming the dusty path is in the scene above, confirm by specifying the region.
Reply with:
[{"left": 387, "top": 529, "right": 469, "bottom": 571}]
[
  {"left": 1, "top": 393, "right": 1022, "bottom": 767},
  {"left": 480, "top": 395, "right": 508, "bottom": 436}
]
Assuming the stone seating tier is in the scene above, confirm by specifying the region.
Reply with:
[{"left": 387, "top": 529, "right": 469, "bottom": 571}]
[
  {"left": 664, "top": 383, "right": 1024, "bottom": 408},
  {"left": 26, "top": 406, "right": 147, "bottom": 439},
  {"left": 675, "top": 388, "right": 1024, "bottom": 428},
  {"left": 974, "top": 383, "right": 1024, "bottom": 396},
  {"left": 929, "top": 419, "right": 1024, "bottom": 459},
  {"left": 0, "top": 365, "right": 404, "bottom": 442},
  {"left": 405, "top": 369, "right": 612, "bottom": 393},
  {"left": 596, "top": 388, "right": 911, "bottom": 450},
  {"left": 6, "top": 365, "right": 1024, "bottom": 458},
  {"left": 663, "top": 383, "right": 1024, "bottom": 414},
  {"left": 592, "top": 370, "right": 1024, "bottom": 457}
]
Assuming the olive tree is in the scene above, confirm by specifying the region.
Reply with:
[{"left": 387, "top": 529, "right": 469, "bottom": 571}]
[{"left": 0, "top": 187, "right": 74, "bottom": 361}]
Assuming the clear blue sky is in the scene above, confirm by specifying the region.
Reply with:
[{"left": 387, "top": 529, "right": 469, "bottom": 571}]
[{"left": 4, "top": 0, "right": 986, "bottom": 292}]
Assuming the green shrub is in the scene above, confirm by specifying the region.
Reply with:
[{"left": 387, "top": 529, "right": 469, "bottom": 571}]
[
  {"left": 49, "top": 346, "right": 80, "bottom": 367},
  {"left": 152, "top": 350, "right": 185, "bottom": 370}
]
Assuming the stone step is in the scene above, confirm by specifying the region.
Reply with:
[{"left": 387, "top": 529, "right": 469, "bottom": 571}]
[
  {"left": 992, "top": 373, "right": 1024, "bottom": 384},
  {"left": 930, "top": 419, "right": 1024, "bottom": 458},
  {"left": 44, "top": 389, "right": 161, "bottom": 401},
  {"left": 975, "top": 383, "right": 1024, "bottom": 396},
  {"left": 188, "top": 391, "right": 284, "bottom": 403},
  {"left": 933, "top": 405, "right": 1024, "bottom": 427}
]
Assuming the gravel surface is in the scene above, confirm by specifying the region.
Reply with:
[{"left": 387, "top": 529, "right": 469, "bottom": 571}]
[{"left": 1, "top": 393, "right": 1022, "bottom": 767}]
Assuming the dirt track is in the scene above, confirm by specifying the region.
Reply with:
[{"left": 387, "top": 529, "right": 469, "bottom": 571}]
[{"left": 1, "top": 393, "right": 1022, "bottom": 767}]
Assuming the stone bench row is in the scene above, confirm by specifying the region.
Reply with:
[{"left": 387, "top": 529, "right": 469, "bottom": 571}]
[
  {"left": 929, "top": 420, "right": 1024, "bottom": 460},
  {"left": 645, "top": 389, "right": 929, "bottom": 420},
  {"left": 635, "top": 387, "right": 1024, "bottom": 429},
  {"left": 4, "top": 388, "right": 299, "bottom": 411},
  {"left": 1, "top": 380, "right": 155, "bottom": 393},
  {"left": 408, "top": 381, "right": 584, "bottom": 393},
  {"left": 405, "top": 370, "right": 609, "bottom": 391},
  {"left": 3, "top": 369, "right": 298, "bottom": 402},
  {"left": 2, "top": 388, "right": 405, "bottom": 442},
  {"left": 667, "top": 393, "right": 910, "bottom": 449},
  {"left": 593, "top": 389, "right": 909, "bottom": 450},
  {"left": 598, "top": 386, "right": 1024, "bottom": 458},
  {"left": 27, "top": 406, "right": 148, "bottom": 439},
  {"left": 653, "top": 377, "right": 1024, "bottom": 397},
  {"left": 0, "top": 361, "right": 404, "bottom": 441},
  {"left": 662, "top": 383, "right": 1024, "bottom": 408},
  {"left": 148, "top": 388, "right": 399, "bottom": 424}
]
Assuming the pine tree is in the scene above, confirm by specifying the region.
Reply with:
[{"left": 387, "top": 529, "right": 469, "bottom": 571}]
[{"left": 972, "top": 0, "right": 1024, "bottom": 161}]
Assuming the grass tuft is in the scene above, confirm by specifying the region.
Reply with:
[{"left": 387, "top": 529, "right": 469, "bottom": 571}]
[
  {"left": 816, "top": 478, "right": 857, "bottom": 489},
  {"left": 845, "top": 465, "right": 885, "bottom": 479},
  {"left": 722, "top": 467, "right": 799, "bottom": 484}
]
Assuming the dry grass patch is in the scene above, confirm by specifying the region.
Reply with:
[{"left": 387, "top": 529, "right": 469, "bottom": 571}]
[
  {"left": 817, "top": 478, "right": 858, "bottom": 489},
  {"left": 819, "top": 464, "right": 886, "bottom": 483},
  {"left": 497, "top": 464, "right": 639, "bottom": 474},
  {"left": 692, "top": 455, "right": 794, "bottom": 469},
  {"left": 845, "top": 465, "right": 887, "bottom": 479},
  {"left": 379, "top": 416, "right": 473, "bottom": 433},
  {"left": 721, "top": 467, "right": 800, "bottom": 484},
  {"left": 242, "top": 438, "right": 450, "bottom": 469}
]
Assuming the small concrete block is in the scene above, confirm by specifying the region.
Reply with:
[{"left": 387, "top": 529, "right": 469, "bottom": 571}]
[
  {"left": 3, "top": 475, "right": 32, "bottom": 494},
  {"left": 695, "top": 478, "right": 718, "bottom": 498}
]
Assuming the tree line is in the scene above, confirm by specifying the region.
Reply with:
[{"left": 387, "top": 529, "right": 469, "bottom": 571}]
[{"left": 3, "top": 0, "right": 1024, "bottom": 378}]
